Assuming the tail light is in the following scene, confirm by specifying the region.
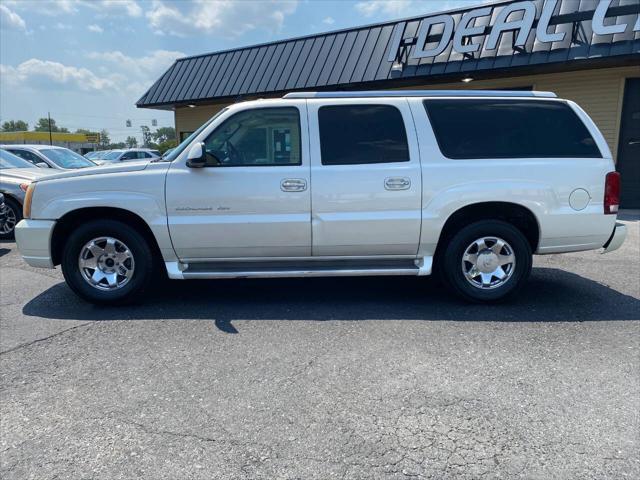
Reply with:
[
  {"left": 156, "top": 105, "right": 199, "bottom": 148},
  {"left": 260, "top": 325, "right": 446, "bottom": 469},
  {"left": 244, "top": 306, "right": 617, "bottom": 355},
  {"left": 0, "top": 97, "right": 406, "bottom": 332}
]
[{"left": 604, "top": 171, "right": 620, "bottom": 215}]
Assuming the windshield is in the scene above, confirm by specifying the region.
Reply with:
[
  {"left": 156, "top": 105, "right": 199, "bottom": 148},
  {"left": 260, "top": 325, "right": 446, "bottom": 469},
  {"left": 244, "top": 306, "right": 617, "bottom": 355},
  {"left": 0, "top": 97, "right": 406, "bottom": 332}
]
[
  {"left": 40, "top": 148, "right": 95, "bottom": 169},
  {"left": 102, "top": 151, "right": 123, "bottom": 161},
  {"left": 163, "top": 108, "right": 228, "bottom": 162},
  {"left": 0, "top": 149, "right": 34, "bottom": 169}
]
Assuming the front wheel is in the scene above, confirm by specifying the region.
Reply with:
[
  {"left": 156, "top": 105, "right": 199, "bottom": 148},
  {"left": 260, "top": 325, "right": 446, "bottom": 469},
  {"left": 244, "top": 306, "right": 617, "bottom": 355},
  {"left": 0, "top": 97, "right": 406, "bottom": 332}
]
[
  {"left": 61, "top": 220, "right": 154, "bottom": 305},
  {"left": 439, "top": 220, "right": 532, "bottom": 303},
  {"left": 0, "top": 197, "right": 21, "bottom": 239}
]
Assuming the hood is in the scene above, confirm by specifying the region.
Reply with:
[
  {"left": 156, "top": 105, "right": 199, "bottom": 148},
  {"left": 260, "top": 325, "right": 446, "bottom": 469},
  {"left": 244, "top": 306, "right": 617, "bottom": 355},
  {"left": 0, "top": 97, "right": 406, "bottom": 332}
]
[
  {"left": 38, "top": 160, "right": 151, "bottom": 182},
  {"left": 0, "top": 167, "right": 58, "bottom": 183}
]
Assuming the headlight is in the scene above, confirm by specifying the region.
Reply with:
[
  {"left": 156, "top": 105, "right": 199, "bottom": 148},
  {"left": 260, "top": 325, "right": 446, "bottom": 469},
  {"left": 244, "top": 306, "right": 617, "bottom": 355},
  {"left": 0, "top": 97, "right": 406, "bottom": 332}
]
[{"left": 23, "top": 183, "right": 36, "bottom": 219}]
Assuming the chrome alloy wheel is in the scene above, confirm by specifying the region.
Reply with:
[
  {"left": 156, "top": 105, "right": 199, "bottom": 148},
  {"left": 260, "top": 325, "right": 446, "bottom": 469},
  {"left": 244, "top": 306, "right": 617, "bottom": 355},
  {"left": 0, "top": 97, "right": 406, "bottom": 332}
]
[
  {"left": 0, "top": 205, "right": 16, "bottom": 235},
  {"left": 78, "top": 237, "right": 135, "bottom": 291},
  {"left": 461, "top": 236, "right": 516, "bottom": 290}
]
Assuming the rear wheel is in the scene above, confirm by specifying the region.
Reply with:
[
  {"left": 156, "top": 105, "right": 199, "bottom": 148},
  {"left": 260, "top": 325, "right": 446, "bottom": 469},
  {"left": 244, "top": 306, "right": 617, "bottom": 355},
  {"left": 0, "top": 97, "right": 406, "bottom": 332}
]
[
  {"left": 440, "top": 220, "right": 532, "bottom": 303},
  {"left": 61, "top": 220, "right": 154, "bottom": 305},
  {"left": 0, "top": 197, "right": 21, "bottom": 240}
]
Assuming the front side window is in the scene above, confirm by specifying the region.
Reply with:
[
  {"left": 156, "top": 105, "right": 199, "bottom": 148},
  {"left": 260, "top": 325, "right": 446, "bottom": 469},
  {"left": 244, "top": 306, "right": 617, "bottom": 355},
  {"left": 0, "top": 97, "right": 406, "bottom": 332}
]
[
  {"left": 8, "top": 149, "right": 41, "bottom": 165},
  {"left": 203, "top": 107, "right": 301, "bottom": 167},
  {"left": 424, "top": 99, "right": 602, "bottom": 159},
  {"left": 318, "top": 105, "right": 410, "bottom": 165}
]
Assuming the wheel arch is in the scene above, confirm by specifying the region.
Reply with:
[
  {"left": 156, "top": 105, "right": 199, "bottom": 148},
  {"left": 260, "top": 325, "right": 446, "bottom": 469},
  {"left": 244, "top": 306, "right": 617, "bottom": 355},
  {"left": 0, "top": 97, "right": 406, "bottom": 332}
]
[
  {"left": 435, "top": 202, "right": 541, "bottom": 259},
  {"left": 51, "top": 207, "right": 162, "bottom": 266}
]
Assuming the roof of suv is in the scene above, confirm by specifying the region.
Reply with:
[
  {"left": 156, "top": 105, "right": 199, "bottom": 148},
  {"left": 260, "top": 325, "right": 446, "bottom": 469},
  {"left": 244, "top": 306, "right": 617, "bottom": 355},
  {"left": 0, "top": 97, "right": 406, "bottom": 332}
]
[{"left": 283, "top": 90, "right": 558, "bottom": 99}]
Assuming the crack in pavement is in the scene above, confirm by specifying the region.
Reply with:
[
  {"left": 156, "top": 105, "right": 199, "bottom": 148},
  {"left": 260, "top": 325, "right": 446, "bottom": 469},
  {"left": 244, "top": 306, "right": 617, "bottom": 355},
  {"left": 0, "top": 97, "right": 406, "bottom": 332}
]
[{"left": 0, "top": 322, "right": 93, "bottom": 356}]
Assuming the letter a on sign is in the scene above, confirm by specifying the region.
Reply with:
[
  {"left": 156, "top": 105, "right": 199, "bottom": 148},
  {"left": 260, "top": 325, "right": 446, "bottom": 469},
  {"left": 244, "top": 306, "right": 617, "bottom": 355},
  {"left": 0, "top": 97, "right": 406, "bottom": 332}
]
[{"left": 486, "top": 1, "right": 536, "bottom": 50}]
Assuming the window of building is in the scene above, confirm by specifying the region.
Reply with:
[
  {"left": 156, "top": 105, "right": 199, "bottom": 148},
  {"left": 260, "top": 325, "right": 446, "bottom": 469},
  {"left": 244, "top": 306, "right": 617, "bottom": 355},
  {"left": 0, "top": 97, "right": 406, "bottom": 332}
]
[
  {"left": 318, "top": 105, "right": 409, "bottom": 165},
  {"left": 203, "top": 107, "right": 301, "bottom": 167},
  {"left": 424, "top": 99, "right": 602, "bottom": 159}
]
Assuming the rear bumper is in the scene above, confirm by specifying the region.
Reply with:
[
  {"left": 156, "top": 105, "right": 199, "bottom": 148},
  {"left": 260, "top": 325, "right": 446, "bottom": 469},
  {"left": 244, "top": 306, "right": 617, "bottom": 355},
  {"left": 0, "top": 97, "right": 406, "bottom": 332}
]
[
  {"left": 15, "top": 219, "right": 56, "bottom": 268},
  {"left": 602, "top": 222, "right": 626, "bottom": 254}
]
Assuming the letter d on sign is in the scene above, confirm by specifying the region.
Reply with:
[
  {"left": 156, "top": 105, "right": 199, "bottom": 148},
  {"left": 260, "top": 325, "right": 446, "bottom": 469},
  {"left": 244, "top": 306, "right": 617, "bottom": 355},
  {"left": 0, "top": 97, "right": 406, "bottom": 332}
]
[{"left": 413, "top": 15, "right": 455, "bottom": 59}]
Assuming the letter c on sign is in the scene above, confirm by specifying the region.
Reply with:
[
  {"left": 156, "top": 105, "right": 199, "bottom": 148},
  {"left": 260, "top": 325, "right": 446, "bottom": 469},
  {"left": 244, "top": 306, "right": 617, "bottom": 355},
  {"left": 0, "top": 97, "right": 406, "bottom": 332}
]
[{"left": 412, "top": 14, "right": 455, "bottom": 59}]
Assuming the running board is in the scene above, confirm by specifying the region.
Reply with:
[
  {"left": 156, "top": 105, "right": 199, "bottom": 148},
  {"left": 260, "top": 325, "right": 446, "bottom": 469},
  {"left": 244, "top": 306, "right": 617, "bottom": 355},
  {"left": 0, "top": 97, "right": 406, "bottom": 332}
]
[{"left": 165, "top": 257, "right": 432, "bottom": 280}]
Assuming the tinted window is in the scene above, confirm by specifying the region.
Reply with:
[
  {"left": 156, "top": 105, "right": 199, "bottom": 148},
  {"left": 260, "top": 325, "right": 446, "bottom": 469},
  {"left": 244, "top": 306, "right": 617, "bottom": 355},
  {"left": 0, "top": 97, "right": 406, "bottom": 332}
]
[
  {"left": 319, "top": 105, "right": 409, "bottom": 165},
  {"left": 204, "top": 107, "right": 300, "bottom": 167},
  {"left": 424, "top": 99, "right": 601, "bottom": 159},
  {"left": 8, "top": 149, "right": 41, "bottom": 165}
]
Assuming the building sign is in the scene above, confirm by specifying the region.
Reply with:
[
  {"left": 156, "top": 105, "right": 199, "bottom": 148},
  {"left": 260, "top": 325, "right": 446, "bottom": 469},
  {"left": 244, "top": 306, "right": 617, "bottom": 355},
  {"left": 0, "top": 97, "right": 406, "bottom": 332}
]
[
  {"left": 84, "top": 133, "right": 100, "bottom": 143},
  {"left": 388, "top": 0, "right": 640, "bottom": 62}
]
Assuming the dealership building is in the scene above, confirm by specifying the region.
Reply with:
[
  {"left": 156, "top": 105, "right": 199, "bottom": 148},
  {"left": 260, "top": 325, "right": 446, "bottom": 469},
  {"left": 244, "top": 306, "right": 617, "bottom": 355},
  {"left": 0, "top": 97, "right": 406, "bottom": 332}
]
[{"left": 138, "top": 0, "right": 640, "bottom": 207}]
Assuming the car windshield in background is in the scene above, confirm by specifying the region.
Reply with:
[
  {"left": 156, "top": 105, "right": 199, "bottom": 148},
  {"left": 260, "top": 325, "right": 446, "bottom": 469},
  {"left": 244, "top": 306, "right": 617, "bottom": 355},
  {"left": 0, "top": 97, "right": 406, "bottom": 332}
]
[
  {"left": 40, "top": 149, "right": 96, "bottom": 168},
  {"left": 0, "top": 149, "right": 34, "bottom": 169},
  {"left": 101, "top": 151, "right": 123, "bottom": 161}
]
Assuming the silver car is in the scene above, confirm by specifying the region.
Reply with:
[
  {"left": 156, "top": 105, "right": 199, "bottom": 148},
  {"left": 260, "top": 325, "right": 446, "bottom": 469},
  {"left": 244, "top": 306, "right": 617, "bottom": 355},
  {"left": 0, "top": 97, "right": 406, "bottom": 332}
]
[
  {"left": 0, "top": 144, "right": 96, "bottom": 170},
  {"left": 0, "top": 149, "right": 57, "bottom": 238},
  {"left": 94, "top": 148, "right": 159, "bottom": 165}
]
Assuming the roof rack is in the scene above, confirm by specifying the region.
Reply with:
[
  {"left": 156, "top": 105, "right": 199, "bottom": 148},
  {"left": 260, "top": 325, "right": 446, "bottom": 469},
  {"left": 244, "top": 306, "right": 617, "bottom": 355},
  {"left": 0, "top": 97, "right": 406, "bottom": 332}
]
[{"left": 283, "top": 90, "right": 558, "bottom": 99}]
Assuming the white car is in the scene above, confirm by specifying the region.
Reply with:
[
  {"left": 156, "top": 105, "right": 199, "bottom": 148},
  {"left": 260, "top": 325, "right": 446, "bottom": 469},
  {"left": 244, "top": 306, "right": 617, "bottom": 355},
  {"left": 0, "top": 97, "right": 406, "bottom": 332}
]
[
  {"left": 14, "top": 91, "right": 626, "bottom": 305},
  {"left": 1, "top": 144, "right": 96, "bottom": 170},
  {"left": 95, "top": 148, "right": 160, "bottom": 165}
]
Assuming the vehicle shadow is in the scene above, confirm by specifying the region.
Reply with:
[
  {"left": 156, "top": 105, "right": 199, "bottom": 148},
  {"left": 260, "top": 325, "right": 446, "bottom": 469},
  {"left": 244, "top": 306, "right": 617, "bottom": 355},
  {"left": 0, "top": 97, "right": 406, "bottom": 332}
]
[
  {"left": 0, "top": 248, "right": 10, "bottom": 258},
  {"left": 22, "top": 267, "right": 640, "bottom": 332}
]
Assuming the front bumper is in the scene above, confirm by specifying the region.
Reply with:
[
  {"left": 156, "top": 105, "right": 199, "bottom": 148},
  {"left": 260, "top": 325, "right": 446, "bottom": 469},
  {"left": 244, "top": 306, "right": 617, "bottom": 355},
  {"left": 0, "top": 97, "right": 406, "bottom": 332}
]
[
  {"left": 15, "top": 219, "right": 56, "bottom": 268},
  {"left": 602, "top": 222, "right": 627, "bottom": 254}
]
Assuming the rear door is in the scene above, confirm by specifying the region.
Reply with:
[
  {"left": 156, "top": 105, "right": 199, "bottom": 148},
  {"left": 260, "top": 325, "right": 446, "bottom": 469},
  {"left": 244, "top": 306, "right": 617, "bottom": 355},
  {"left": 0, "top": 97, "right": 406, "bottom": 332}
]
[{"left": 307, "top": 99, "right": 422, "bottom": 256}]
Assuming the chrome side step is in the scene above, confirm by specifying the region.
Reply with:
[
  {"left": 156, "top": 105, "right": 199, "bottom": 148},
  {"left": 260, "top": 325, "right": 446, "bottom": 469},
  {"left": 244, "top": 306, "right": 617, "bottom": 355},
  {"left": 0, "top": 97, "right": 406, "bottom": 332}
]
[{"left": 165, "top": 258, "right": 432, "bottom": 280}]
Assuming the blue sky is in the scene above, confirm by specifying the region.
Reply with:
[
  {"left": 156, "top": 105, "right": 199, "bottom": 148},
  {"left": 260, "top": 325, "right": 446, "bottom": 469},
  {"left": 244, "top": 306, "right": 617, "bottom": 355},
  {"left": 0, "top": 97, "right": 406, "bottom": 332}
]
[{"left": 1, "top": 0, "right": 482, "bottom": 141}]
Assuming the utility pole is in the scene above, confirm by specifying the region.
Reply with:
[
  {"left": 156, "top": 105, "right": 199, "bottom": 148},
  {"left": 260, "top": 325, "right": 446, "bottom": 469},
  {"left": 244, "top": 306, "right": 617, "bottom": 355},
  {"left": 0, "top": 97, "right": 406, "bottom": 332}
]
[{"left": 48, "top": 112, "right": 53, "bottom": 145}]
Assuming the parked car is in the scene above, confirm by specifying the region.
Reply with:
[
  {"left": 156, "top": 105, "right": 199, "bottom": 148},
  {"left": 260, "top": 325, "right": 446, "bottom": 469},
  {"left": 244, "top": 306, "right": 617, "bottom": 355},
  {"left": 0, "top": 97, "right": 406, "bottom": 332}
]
[
  {"left": 94, "top": 148, "right": 160, "bottom": 165},
  {"left": 14, "top": 90, "right": 626, "bottom": 304},
  {"left": 85, "top": 150, "right": 109, "bottom": 160},
  {"left": 0, "top": 149, "right": 57, "bottom": 238},
  {"left": 1, "top": 145, "right": 96, "bottom": 170}
]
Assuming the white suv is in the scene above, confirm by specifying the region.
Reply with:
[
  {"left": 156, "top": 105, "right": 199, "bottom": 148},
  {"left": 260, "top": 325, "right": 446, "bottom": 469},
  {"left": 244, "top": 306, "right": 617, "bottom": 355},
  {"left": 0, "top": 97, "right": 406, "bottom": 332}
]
[{"left": 15, "top": 91, "right": 626, "bottom": 305}]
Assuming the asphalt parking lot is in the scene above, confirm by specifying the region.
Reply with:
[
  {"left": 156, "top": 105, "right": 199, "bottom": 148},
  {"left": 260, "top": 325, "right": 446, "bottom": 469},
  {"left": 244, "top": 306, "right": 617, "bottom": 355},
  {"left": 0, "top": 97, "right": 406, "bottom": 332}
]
[{"left": 1, "top": 215, "right": 638, "bottom": 480}]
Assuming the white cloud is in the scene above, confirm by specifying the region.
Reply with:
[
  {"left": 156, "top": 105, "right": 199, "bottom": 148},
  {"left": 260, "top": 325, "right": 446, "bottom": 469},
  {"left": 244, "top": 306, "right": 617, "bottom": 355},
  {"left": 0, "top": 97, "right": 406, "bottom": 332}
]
[
  {"left": 0, "top": 59, "right": 119, "bottom": 92},
  {"left": 0, "top": 4, "right": 26, "bottom": 30},
  {"left": 84, "top": 49, "right": 185, "bottom": 94},
  {"left": 87, "top": 24, "right": 104, "bottom": 33},
  {"left": 54, "top": 22, "right": 72, "bottom": 30},
  {"left": 6, "top": 0, "right": 142, "bottom": 17},
  {"left": 146, "top": 0, "right": 298, "bottom": 37},
  {"left": 354, "top": 0, "right": 412, "bottom": 18},
  {"left": 323, "top": 16, "right": 335, "bottom": 25}
]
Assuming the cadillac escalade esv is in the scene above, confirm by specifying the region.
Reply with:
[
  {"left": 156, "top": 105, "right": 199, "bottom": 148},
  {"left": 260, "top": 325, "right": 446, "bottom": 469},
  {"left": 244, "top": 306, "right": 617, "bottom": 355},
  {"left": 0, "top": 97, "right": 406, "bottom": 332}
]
[{"left": 15, "top": 91, "right": 627, "bottom": 304}]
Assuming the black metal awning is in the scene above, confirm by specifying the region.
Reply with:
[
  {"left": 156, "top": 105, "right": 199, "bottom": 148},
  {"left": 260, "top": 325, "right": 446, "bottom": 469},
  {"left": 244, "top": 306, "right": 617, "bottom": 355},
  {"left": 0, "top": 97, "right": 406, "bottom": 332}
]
[{"left": 137, "top": 0, "right": 640, "bottom": 109}]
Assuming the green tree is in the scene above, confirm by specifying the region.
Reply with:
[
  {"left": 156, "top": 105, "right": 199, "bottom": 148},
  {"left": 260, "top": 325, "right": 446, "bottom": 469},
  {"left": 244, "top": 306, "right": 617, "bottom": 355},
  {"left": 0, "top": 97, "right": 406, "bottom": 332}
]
[
  {"left": 140, "top": 125, "right": 152, "bottom": 147},
  {"left": 98, "top": 129, "right": 111, "bottom": 148},
  {"left": 157, "top": 139, "right": 177, "bottom": 154},
  {"left": 1, "top": 120, "right": 28, "bottom": 131},
  {"left": 152, "top": 126, "right": 176, "bottom": 144},
  {"left": 34, "top": 117, "right": 69, "bottom": 133},
  {"left": 125, "top": 136, "right": 138, "bottom": 148}
]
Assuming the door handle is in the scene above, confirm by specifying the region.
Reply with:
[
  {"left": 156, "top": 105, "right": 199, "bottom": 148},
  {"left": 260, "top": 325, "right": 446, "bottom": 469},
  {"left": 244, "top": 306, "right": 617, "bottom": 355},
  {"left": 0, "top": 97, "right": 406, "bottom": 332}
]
[
  {"left": 628, "top": 139, "right": 640, "bottom": 146},
  {"left": 384, "top": 177, "right": 411, "bottom": 190},
  {"left": 281, "top": 178, "right": 307, "bottom": 192}
]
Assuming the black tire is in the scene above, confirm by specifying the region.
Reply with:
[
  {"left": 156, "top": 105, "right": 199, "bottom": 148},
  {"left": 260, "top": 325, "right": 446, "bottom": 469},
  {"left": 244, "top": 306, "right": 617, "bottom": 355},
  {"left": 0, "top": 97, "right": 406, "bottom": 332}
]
[
  {"left": 61, "top": 219, "right": 155, "bottom": 305},
  {"left": 0, "top": 196, "right": 21, "bottom": 240},
  {"left": 439, "top": 220, "right": 532, "bottom": 303}
]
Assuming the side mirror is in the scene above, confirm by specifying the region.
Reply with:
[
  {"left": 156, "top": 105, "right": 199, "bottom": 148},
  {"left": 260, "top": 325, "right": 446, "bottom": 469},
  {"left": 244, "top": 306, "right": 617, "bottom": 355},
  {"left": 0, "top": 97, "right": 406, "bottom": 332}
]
[
  {"left": 35, "top": 162, "right": 51, "bottom": 168},
  {"left": 186, "top": 142, "right": 206, "bottom": 168}
]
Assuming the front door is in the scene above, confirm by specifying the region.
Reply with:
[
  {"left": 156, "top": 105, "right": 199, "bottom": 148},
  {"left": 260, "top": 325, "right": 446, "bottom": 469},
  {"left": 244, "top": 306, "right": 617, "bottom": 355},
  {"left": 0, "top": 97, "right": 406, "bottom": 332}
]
[
  {"left": 165, "top": 104, "right": 311, "bottom": 260},
  {"left": 618, "top": 78, "right": 640, "bottom": 209},
  {"left": 307, "top": 99, "right": 423, "bottom": 256}
]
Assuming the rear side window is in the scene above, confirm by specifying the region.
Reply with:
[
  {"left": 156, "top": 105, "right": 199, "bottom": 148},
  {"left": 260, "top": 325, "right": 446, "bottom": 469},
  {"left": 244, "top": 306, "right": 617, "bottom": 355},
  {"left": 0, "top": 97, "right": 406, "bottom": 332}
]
[
  {"left": 424, "top": 99, "right": 602, "bottom": 159},
  {"left": 318, "top": 105, "right": 409, "bottom": 165}
]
